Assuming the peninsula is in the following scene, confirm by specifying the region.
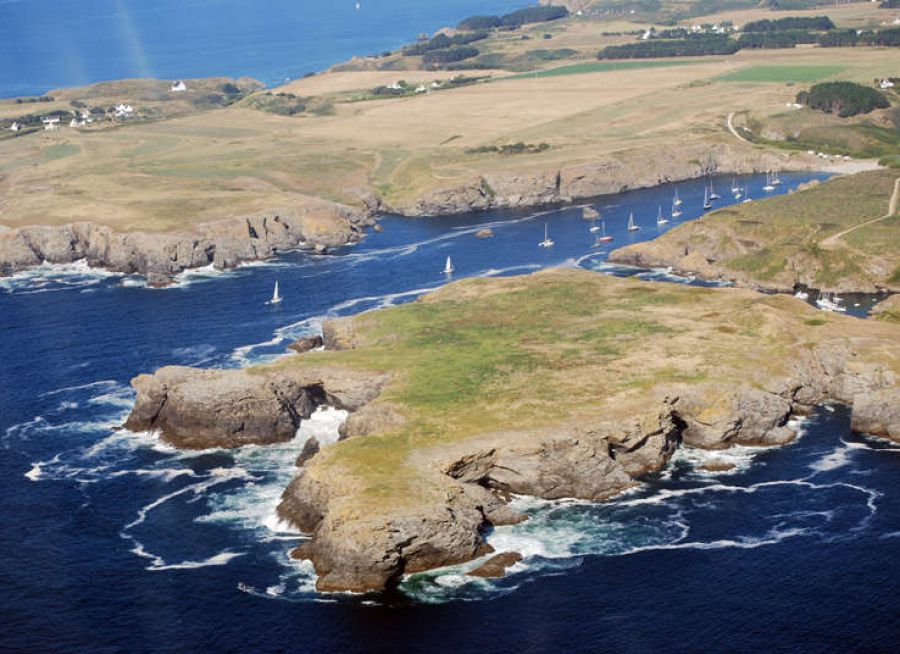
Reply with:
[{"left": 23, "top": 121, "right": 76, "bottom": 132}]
[
  {"left": 610, "top": 169, "right": 900, "bottom": 293},
  {"left": 124, "top": 269, "right": 900, "bottom": 592}
]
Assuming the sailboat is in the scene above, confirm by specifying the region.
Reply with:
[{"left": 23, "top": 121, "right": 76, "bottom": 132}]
[
  {"left": 594, "top": 221, "right": 613, "bottom": 244},
  {"left": 816, "top": 292, "right": 846, "bottom": 313},
  {"left": 267, "top": 281, "right": 282, "bottom": 305},
  {"left": 703, "top": 187, "right": 712, "bottom": 210},
  {"left": 671, "top": 198, "right": 683, "bottom": 219},
  {"left": 539, "top": 223, "right": 554, "bottom": 248},
  {"left": 444, "top": 256, "right": 454, "bottom": 274},
  {"left": 708, "top": 180, "right": 720, "bottom": 200},
  {"left": 627, "top": 211, "right": 640, "bottom": 232},
  {"left": 656, "top": 205, "right": 669, "bottom": 226},
  {"left": 771, "top": 170, "right": 781, "bottom": 186},
  {"left": 731, "top": 178, "right": 739, "bottom": 194},
  {"left": 734, "top": 185, "right": 743, "bottom": 200},
  {"left": 673, "top": 187, "right": 683, "bottom": 207},
  {"left": 763, "top": 171, "right": 775, "bottom": 192},
  {"left": 742, "top": 190, "right": 752, "bottom": 204}
]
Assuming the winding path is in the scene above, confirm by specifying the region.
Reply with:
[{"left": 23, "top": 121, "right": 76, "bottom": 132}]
[
  {"left": 821, "top": 176, "right": 900, "bottom": 249},
  {"left": 726, "top": 112, "right": 750, "bottom": 144}
]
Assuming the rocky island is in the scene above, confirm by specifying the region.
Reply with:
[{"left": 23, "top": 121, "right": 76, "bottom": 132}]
[{"left": 124, "top": 269, "right": 900, "bottom": 592}]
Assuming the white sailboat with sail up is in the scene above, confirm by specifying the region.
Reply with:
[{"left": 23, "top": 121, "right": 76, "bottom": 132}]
[
  {"left": 656, "top": 205, "right": 669, "bottom": 226},
  {"left": 627, "top": 211, "right": 640, "bottom": 232},
  {"left": 267, "top": 281, "right": 283, "bottom": 305},
  {"left": 708, "top": 180, "right": 720, "bottom": 200},
  {"left": 771, "top": 170, "right": 781, "bottom": 186},
  {"left": 703, "top": 187, "right": 712, "bottom": 210},
  {"left": 731, "top": 178, "right": 739, "bottom": 195},
  {"left": 671, "top": 198, "right": 683, "bottom": 219},
  {"left": 539, "top": 223, "right": 554, "bottom": 248},
  {"left": 763, "top": 171, "right": 775, "bottom": 192},
  {"left": 444, "top": 256, "right": 454, "bottom": 274},
  {"left": 673, "top": 187, "right": 683, "bottom": 207}
]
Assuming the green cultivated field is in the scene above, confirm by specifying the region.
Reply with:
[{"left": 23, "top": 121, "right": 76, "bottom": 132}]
[
  {"left": 716, "top": 65, "right": 847, "bottom": 83},
  {"left": 506, "top": 59, "right": 707, "bottom": 79}
]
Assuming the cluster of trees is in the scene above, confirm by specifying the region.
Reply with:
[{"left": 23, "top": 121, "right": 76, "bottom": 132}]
[
  {"left": 466, "top": 142, "right": 551, "bottom": 155},
  {"left": 528, "top": 48, "right": 578, "bottom": 61},
  {"left": 422, "top": 46, "right": 480, "bottom": 65},
  {"left": 738, "top": 30, "right": 818, "bottom": 48},
  {"left": 819, "top": 27, "right": 900, "bottom": 47},
  {"left": 880, "top": 0, "right": 900, "bottom": 8},
  {"left": 14, "top": 96, "right": 54, "bottom": 104},
  {"left": 403, "top": 32, "right": 488, "bottom": 56},
  {"left": 742, "top": 16, "right": 834, "bottom": 32},
  {"left": 457, "top": 6, "right": 568, "bottom": 31},
  {"left": 598, "top": 34, "right": 739, "bottom": 59},
  {"left": 796, "top": 82, "right": 890, "bottom": 118}
]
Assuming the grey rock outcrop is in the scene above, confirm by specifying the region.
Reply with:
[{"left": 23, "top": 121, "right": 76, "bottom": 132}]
[
  {"left": 123, "top": 365, "right": 386, "bottom": 449},
  {"left": 0, "top": 201, "right": 373, "bottom": 280}
]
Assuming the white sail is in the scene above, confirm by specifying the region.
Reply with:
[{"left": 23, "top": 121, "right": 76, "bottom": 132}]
[
  {"left": 627, "top": 212, "right": 639, "bottom": 231},
  {"left": 703, "top": 187, "right": 711, "bottom": 209},
  {"left": 269, "top": 281, "right": 282, "bottom": 304},
  {"left": 657, "top": 205, "right": 669, "bottom": 225},
  {"left": 673, "top": 187, "right": 682, "bottom": 206},
  {"left": 672, "top": 198, "right": 682, "bottom": 218},
  {"left": 539, "top": 223, "right": 554, "bottom": 247},
  {"left": 444, "top": 256, "right": 454, "bottom": 274}
]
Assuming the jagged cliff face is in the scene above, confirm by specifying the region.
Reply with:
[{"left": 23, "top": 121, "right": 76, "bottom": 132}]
[
  {"left": 122, "top": 270, "right": 900, "bottom": 593},
  {"left": 387, "top": 143, "right": 822, "bottom": 217},
  {"left": 0, "top": 202, "right": 372, "bottom": 284}
]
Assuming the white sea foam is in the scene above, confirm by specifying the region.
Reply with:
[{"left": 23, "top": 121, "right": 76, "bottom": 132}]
[
  {"left": 0, "top": 259, "right": 123, "bottom": 294},
  {"left": 198, "top": 407, "right": 347, "bottom": 534}
]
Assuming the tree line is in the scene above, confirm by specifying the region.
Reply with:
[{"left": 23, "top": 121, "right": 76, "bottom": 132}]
[{"left": 457, "top": 6, "right": 568, "bottom": 31}]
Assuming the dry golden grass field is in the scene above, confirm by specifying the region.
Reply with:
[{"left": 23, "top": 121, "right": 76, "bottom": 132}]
[{"left": 0, "top": 3, "right": 898, "bottom": 232}]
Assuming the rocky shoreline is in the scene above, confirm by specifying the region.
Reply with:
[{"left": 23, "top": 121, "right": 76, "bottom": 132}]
[
  {"left": 609, "top": 170, "right": 899, "bottom": 296},
  {"left": 122, "top": 288, "right": 900, "bottom": 593},
  {"left": 0, "top": 145, "right": 870, "bottom": 284},
  {"left": 0, "top": 200, "right": 374, "bottom": 286}
]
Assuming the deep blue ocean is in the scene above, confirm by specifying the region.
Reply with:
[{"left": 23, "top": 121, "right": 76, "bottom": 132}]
[
  {"left": 4, "top": 172, "right": 900, "bottom": 653},
  {"left": 0, "top": 0, "right": 522, "bottom": 97}
]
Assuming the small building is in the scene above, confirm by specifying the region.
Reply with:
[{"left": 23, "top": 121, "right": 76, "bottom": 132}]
[
  {"left": 9, "top": 122, "right": 19, "bottom": 132},
  {"left": 114, "top": 103, "right": 134, "bottom": 118},
  {"left": 880, "top": 79, "right": 895, "bottom": 89},
  {"left": 41, "top": 117, "right": 60, "bottom": 131},
  {"left": 414, "top": 85, "right": 427, "bottom": 94},
  {"left": 171, "top": 80, "right": 187, "bottom": 92},
  {"left": 387, "top": 82, "right": 403, "bottom": 91}
]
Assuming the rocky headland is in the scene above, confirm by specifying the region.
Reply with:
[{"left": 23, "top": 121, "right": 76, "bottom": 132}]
[
  {"left": 124, "top": 269, "right": 900, "bottom": 592},
  {"left": 610, "top": 169, "right": 900, "bottom": 295},
  {"left": 0, "top": 200, "right": 373, "bottom": 285}
]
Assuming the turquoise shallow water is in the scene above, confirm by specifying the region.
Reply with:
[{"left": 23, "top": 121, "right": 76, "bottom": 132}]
[
  {"left": 4, "top": 173, "right": 900, "bottom": 652},
  {"left": 0, "top": 0, "right": 521, "bottom": 97}
]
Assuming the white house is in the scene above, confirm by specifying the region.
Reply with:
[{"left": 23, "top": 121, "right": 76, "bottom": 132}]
[
  {"left": 881, "top": 79, "right": 895, "bottom": 89},
  {"left": 42, "top": 117, "right": 60, "bottom": 131},
  {"left": 9, "top": 122, "right": 19, "bottom": 132},
  {"left": 69, "top": 118, "right": 84, "bottom": 128},
  {"left": 387, "top": 81, "right": 403, "bottom": 91},
  {"left": 171, "top": 80, "right": 187, "bottom": 92},
  {"left": 414, "top": 85, "right": 427, "bottom": 94},
  {"left": 114, "top": 103, "right": 134, "bottom": 118}
]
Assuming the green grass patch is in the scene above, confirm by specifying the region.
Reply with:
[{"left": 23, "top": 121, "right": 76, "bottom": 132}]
[
  {"left": 505, "top": 59, "right": 706, "bottom": 80},
  {"left": 716, "top": 65, "right": 846, "bottom": 83}
]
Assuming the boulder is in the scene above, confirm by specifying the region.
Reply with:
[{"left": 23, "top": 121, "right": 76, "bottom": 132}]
[
  {"left": 467, "top": 552, "right": 523, "bottom": 578},
  {"left": 288, "top": 335, "right": 324, "bottom": 354}
]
